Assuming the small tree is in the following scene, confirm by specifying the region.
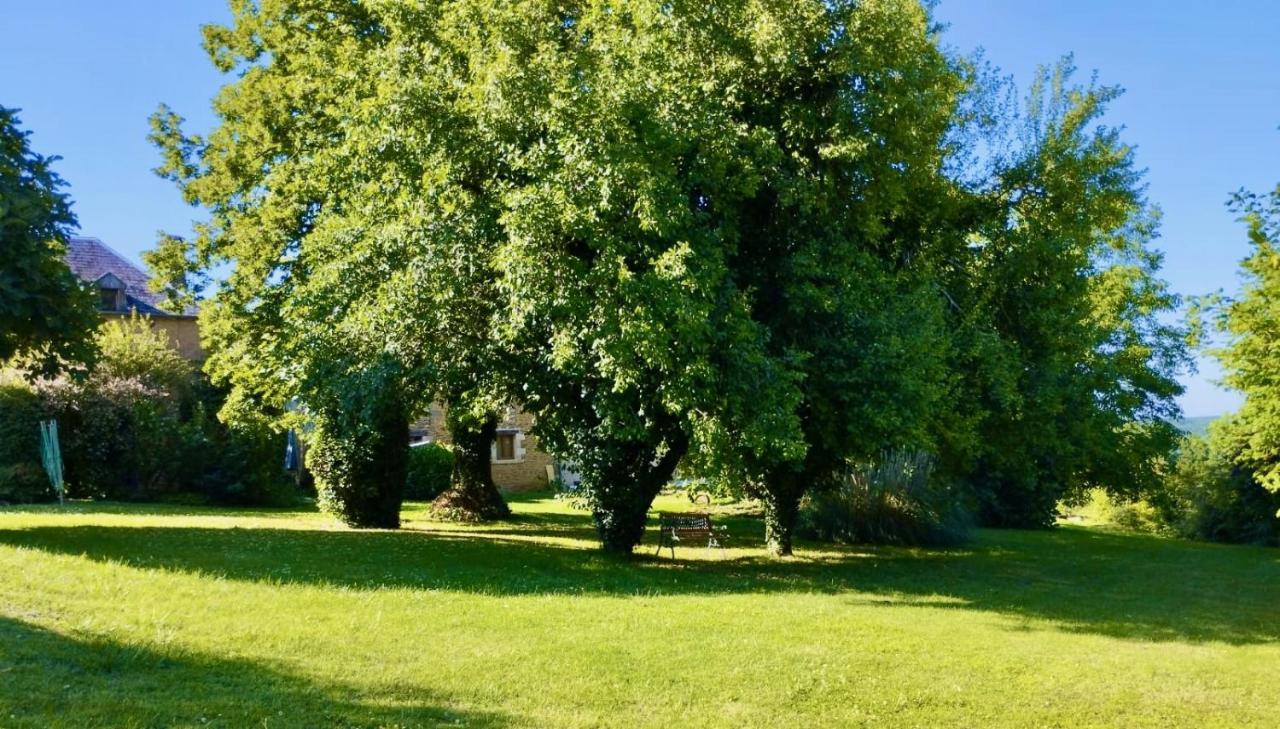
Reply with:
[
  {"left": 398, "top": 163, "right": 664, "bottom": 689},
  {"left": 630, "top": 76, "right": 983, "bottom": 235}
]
[
  {"left": 95, "top": 312, "right": 193, "bottom": 398},
  {"left": 0, "top": 107, "right": 97, "bottom": 374}
]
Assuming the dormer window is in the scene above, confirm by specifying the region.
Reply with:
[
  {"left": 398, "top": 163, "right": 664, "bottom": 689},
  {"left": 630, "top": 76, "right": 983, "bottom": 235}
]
[{"left": 94, "top": 273, "right": 126, "bottom": 312}]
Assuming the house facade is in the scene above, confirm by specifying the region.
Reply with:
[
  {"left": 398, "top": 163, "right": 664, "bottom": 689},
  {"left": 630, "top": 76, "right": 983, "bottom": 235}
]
[
  {"left": 65, "top": 236, "right": 204, "bottom": 361},
  {"left": 411, "top": 403, "right": 556, "bottom": 492}
]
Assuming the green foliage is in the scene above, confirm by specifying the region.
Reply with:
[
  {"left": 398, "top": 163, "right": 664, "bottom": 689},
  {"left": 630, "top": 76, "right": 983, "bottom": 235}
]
[
  {"left": 405, "top": 443, "right": 453, "bottom": 502},
  {"left": 1104, "top": 499, "right": 1162, "bottom": 534},
  {"left": 177, "top": 396, "right": 300, "bottom": 507},
  {"left": 1152, "top": 433, "right": 1280, "bottom": 546},
  {"left": 0, "top": 107, "right": 98, "bottom": 375},
  {"left": 1214, "top": 183, "right": 1280, "bottom": 494},
  {"left": 95, "top": 312, "right": 193, "bottom": 398},
  {"left": 149, "top": 2, "right": 430, "bottom": 527},
  {"left": 797, "top": 451, "right": 972, "bottom": 547},
  {"left": 142, "top": 233, "right": 206, "bottom": 314},
  {"left": 0, "top": 376, "right": 49, "bottom": 503},
  {"left": 474, "top": 0, "right": 961, "bottom": 554},
  {"left": 36, "top": 316, "right": 194, "bottom": 499},
  {"left": 935, "top": 60, "right": 1189, "bottom": 528},
  {"left": 306, "top": 358, "right": 409, "bottom": 528},
  {"left": 11, "top": 319, "right": 295, "bottom": 505},
  {"left": 150, "top": 1, "right": 1191, "bottom": 550},
  {"left": 38, "top": 375, "right": 176, "bottom": 500},
  {"left": 0, "top": 462, "right": 47, "bottom": 504}
]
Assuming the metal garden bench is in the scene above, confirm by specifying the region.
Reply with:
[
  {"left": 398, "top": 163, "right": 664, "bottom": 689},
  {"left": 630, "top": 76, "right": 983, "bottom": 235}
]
[{"left": 653, "top": 511, "right": 727, "bottom": 558}]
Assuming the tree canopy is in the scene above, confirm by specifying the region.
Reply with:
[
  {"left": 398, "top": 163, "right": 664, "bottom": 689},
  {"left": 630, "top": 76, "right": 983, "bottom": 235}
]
[
  {"left": 0, "top": 107, "right": 97, "bottom": 374},
  {"left": 151, "top": 0, "right": 1191, "bottom": 550},
  {"left": 935, "top": 62, "right": 1189, "bottom": 528},
  {"left": 1215, "top": 182, "right": 1280, "bottom": 495}
]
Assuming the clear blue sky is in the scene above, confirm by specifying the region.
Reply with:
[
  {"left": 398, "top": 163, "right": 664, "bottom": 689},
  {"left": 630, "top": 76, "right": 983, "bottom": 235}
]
[{"left": 3, "top": 1, "right": 1277, "bottom": 416}]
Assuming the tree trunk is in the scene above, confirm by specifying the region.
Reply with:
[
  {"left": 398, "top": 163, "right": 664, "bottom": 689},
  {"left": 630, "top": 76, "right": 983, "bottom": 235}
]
[
  {"left": 762, "top": 472, "right": 803, "bottom": 557},
  {"left": 360, "top": 413, "right": 410, "bottom": 528},
  {"left": 430, "top": 409, "right": 510, "bottom": 521},
  {"left": 310, "top": 390, "right": 409, "bottom": 529},
  {"left": 593, "top": 434, "right": 688, "bottom": 555}
]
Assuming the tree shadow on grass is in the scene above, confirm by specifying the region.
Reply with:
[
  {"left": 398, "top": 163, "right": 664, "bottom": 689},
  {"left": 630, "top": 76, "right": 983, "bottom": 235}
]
[
  {"left": 1, "top": 516, "right": 1277, "bottom": 646},
  {"left": 0, "top": 616, "right": 509, "bottom": 728}
]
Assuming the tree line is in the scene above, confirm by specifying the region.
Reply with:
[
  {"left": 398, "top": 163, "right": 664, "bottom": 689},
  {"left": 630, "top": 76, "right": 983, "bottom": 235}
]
[
  {"left": 7, "top": 2, "right": 1273, "bottom": 554},
  {"left": 138, "top": 0, "right": 1196, "bottom": 555}
]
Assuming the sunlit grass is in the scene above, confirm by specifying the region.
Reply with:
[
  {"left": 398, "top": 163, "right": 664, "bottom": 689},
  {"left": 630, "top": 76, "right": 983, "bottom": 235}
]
[{"left": 2, "top": 494, "right": 1277, "bottom": 727}]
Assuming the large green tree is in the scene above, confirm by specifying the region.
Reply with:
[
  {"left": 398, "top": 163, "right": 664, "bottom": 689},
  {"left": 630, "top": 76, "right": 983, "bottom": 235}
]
[
  {"left": 1216, "top": 182, "right": 1280, "bottom": 495},
  {"left": 668, "top": 0, "right": 962, "bottom": 555},
  {"left": 445, "top": 0, "right": 966, "bottom": 555},
  {"left": 935, "top": 62, "right": 1189, "bottom": 527},
  {"left": 148, "top": 2, "right": 422, "bottom": 528},
  {"left": 0, "top": 107, "right": 97, "bottom": 374}
]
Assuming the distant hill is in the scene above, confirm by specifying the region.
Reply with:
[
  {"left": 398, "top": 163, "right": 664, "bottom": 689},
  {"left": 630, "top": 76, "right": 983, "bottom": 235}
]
[{"left": 1175, "top": 416, "right": 1217, "bottom": 437}]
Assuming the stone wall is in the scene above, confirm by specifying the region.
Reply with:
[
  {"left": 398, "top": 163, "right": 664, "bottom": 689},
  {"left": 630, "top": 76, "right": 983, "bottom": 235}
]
[{"left": 103, "top": 313, "right": 205, "bottom": 361}]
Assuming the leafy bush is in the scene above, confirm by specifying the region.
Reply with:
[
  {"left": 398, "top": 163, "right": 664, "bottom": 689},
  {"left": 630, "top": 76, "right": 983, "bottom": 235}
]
[
  {"left": 38, "top": 375, "right": 175, "bottom": 499},
  {"left": 798, "top": 451, "right": 973, "bottom": 547},
  {"left": 1152, "top": 435, "right": 1279, "bottom": 546},
  {"left": 405, "top": 443, "right": 453, "bottom": 501},
  {"left": 0, "top": 463, "right": 49, "bottom": 503},
  {"left": 0, "top": 376, "right": 52, "bottom": 503},
  {"left": 1105, "top": 499, "right": 1162, "bottom": 533},
  {"left": 306, "top": 362, "right": 409, "bottom": 528},
  {"left": 177, "top": 400, "right": 299, "bottom": 507},
  {"left": 7, "top": 318, "right": 299, "bottom": 506},
  {"left": 95, "top": 313, "right": 193, "bottom": 398}
]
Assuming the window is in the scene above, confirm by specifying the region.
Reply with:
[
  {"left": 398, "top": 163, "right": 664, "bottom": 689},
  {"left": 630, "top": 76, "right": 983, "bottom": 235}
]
[
  {"left": 98, "top": 286, "right": 120, "bottom": 311},
  {"left": 495, "top": 432, "right": 517, "bottom": 462},
  {"left": 408, "top": 427, "right": 430, "bottom": 446}
]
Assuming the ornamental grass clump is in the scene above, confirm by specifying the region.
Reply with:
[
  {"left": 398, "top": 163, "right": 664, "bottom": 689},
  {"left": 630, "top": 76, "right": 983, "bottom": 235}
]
[{"left": 798, "top": 450, "right": 972, "bottom": 547}]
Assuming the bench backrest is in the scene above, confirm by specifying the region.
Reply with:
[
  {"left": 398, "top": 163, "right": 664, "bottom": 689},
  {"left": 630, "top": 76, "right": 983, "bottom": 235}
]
[{"left": 658, "top": 512, "right": 712, "bottom": 535}]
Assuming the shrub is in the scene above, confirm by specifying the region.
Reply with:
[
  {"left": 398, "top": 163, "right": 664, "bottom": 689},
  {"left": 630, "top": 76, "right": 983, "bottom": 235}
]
[
  {"left": 1105, "top": 499, "right": 1161, "bottom": 533},
  {"left": 307, "top": 371, "right": 409, "bottom": 528},
  {"left": 39, "top": 375, "right": 177, "bottom": 499},
  {"left": 95, "top": 313, "right": 193, "bottom": 398},
  {"left": 797, "top": 450, "right": 973, "bottom": 547},
  {"left": 0, "top": 376, "right": 53, "bottom": 503},
  {"left": 0, "top": 463, "right": 50, "bottom": 503},
  {"left": 1152, "top": 435, "right": 1279, "bottom": 546},
  {"left": 17, "top": 318, "right": 300, "bottom": 506},
  {"left": 405, "top": 443, "right": 453, "bottom": 501},
  {"left": 179, "top": 403, "right": 299, "bottom": 507}
]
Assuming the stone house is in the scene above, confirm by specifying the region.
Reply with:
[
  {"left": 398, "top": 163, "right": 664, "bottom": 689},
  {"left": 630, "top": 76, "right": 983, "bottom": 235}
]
[
  {"left": 411, "top": 403, "right": 556, "bottom": 493},
  {"left": 64, "top": 236, "right": 204, "bottom": 361}
]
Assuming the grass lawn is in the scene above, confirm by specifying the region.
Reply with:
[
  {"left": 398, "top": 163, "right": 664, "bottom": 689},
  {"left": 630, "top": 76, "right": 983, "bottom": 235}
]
[{"left": 2, "top": 494, "right": 1278, "bottom": 728}]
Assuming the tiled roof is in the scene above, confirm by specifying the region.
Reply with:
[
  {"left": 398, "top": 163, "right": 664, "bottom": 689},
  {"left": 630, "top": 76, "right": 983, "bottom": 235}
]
[{"left": 64, "top": 236, "right": 196, "bottom": 318}]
